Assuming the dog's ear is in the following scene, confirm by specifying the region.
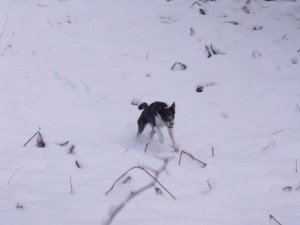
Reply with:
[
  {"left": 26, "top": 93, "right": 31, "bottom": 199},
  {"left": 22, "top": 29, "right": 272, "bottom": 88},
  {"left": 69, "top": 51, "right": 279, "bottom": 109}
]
[{"left": 171, "top": 102, "right": 175, "bottom": 110}]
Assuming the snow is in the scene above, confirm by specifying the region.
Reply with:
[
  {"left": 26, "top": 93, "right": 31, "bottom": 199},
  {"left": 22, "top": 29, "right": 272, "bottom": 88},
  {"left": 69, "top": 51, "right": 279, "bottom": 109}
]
[{"left": 0, "top": 0, "right": 300, "bottom": 224}]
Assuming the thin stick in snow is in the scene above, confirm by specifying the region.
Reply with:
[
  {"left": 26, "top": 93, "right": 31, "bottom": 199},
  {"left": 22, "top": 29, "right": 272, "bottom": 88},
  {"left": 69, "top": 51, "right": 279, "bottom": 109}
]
[
  {"left": 262, "top": 140, "right": 275, "bottom": 151},
  {"left": 105, "top": 165, "right": 175, "bottom": 200},
  {"left": 70, "top": 176, "right": 74, "bottom": 194},
  {"left": 270, "top": 214, "right": 282, "bottom": 225},
  {"left": 205, "top": 45, "right": 212, "bottom": 58},
  {"left": 75, "top": 160, "right": 81, "bottom": 169},
  {"left": 272, "top": 129, "right": 284, "bottom": 135},
  {"left": 0, "top": 14, "right": 8, "bottom": 40},
  {"left": 144, "top": 143, "right": 150, "bottom": 153},
  {"left": 179, "top": 150, "right": 207, "bottom": 167},
  {"left": 23, "top": 131, "right": 40, "bottom": 147},
  {"left": 207, "top": 179, "right": 212, "bottom": 190},
  {"left": 7, "top": 167, "right": 23, "bottom": 185},
  {"left": 191, "top": 2, "right": 201, "bottom": 8},
  {"left": 104, "top": 159, "right": 174, "bottom": 225},
  {"left": 296, "top": 159, "right": 298, "bottom": 173},
  {"left": 212, "top": 147, "right": 215, "bottom": 157}
]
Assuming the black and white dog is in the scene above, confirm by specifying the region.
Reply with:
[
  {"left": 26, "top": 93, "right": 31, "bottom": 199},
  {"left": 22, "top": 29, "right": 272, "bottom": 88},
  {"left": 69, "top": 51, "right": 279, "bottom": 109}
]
[{"left": 136, "top": 101, "right": 179, "bottom": 151}]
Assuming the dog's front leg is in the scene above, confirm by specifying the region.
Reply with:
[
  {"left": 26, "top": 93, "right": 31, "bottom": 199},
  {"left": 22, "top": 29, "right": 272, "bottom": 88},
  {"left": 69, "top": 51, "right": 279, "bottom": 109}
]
[
  {"left": 168, "top": 128, "right": 179, "bottom": 152},
  {"left": 154, "top": 126, "right": 164, "bottom": 143}
]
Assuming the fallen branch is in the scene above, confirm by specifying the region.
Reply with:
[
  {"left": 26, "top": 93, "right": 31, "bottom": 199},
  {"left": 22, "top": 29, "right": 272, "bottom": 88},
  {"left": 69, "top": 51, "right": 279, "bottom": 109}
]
[
  {"left": 270, "top": 214, "right": 282, "bottom": 225},
  {"left": 105, "top": 165, "right": 175, "bottom": 199},
  {"left": 179, "top": 150, "right": 207, "bottom": 167},
  {"left": 104, "top": 158, "right": 175, "bottom": 225},
  {"left": 7, "top": 167, "right": 23, "bottom": 185}
]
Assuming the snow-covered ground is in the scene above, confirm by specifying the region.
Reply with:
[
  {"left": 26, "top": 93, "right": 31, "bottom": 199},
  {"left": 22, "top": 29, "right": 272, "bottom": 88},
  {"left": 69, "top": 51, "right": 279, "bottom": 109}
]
[{"left": 0, "top": 0, "right": 299, "bottom": 224}]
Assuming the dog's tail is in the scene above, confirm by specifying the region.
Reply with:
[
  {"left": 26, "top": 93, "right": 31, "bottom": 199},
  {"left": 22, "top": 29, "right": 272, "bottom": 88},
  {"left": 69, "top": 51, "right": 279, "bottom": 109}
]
[{"left": 138, "top": 102, "right": 148, "bottom": 110}]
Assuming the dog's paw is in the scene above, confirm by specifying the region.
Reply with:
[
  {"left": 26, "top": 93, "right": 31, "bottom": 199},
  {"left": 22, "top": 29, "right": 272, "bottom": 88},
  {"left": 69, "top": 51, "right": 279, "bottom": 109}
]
[{"left": 173, "top": 143, "right": 180, "bottom": 152}]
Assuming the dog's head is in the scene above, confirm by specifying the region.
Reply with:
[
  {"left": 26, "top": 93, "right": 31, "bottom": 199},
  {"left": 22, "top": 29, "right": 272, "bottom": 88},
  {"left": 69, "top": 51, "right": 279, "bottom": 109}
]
[{"left": 158, "top": 102, "right": 176, "bottom": 128}]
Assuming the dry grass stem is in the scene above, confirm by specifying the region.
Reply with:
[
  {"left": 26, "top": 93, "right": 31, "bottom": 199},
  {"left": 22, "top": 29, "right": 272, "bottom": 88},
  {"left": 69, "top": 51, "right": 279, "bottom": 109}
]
[{"left": 179, "top": 150, "right": 207, "bottom": 167}]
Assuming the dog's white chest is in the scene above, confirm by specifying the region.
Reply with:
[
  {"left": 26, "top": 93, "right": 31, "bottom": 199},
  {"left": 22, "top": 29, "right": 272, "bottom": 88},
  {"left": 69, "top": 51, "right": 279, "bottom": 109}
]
[{"left": 155, "top": 116, "right": 166, "bottom": 128}]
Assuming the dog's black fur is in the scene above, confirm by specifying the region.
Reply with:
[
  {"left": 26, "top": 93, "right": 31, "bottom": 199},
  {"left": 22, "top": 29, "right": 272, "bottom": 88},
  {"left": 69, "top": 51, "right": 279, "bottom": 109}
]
[{"left": 137, "top": 101, "right": 179, "bottom": 151}]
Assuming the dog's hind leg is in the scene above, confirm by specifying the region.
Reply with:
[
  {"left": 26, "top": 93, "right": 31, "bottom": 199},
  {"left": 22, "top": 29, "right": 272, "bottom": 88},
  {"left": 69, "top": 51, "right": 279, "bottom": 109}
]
[
  {"left": 137, "top": 116, "right": 147, "bottom": 137},
  {"left": 149, "top": 126, "right": 156, "bottom": 140}
]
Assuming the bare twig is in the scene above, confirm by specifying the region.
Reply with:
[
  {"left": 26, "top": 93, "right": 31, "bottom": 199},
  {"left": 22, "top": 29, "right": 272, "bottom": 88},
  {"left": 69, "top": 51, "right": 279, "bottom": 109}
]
[
  {"left": 155, "top": 187, "right": 163, "bottom": 195},
  {"left": 122, "top": 176, "right": 131, "bottom": 184},
  {"left": 70, "top": 176, "right": 74, "bottom": 194},
  {"left": 170, "top": 62, "right": 187, "bottom": 71},
  {"left": 270, "top": 214, "right": 282, "bottom": 225},
  {"left": 190, "top": 27, "right": 195, "bottom": 36},
  {"left": 104, "top": 159, "right": 175, "bottom": 225},
  {"left": 212, "top": 147, "right": 215, "bottom": 157},
  {"left": 58, "top": 141, "right": 69, "bottom": 146},
  {"left": 7, "top": 167, "right": 23, "bottom": 185},
  {"left": 282, "top": 33, "right": 287, "bottom": 40},
  {"left": 144, "top": 143, "right": 150, "bottom": 153},
  {"left": 223, "top": 21, "right": 239, "bottom": 25},
  {"left": 68, "top": 144, "right": 75, "bottom": 154},
  {"left": 296, "top": 159, "right": 298, "bottom": 173},
  {"left": 191, "top": 2, "right": 201, "bottom": 8},
  {"left": 262, "top": 140, "right": 275, "bottom": 151},
  {"left": 23, "top": 131, "right": 40, "bottom": 147},
  {"left": 205, "top": 45, "right": 212, "bottom": 58},
  {"left": 272, "top": 129, "right": 284, "bottom": 135},
  {"left": 241, "top": 0, "right": 251, "bottom": 14},
  {"left": 105, "top": 165, "right": 175, "bottom": 200},
  {"left": 0, "top": 14, "right": 8, "bottom": 40},
  {"left": 75, "top": 160, "right": 81, "bottom": 169},
  {"left": 207, "top": 179, "right": 212, "bottom": 190},
  {"left": 179, "top": 150, "right": 207, "bottom": 167},
  {"left": 282, "top": 186, "right": 292, "bottom": 192}
]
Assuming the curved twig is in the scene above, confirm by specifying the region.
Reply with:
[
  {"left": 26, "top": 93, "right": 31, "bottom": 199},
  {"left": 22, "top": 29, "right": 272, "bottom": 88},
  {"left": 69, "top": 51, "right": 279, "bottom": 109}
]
[
  {"left": 105, "top": 166, "right": 176, "bottom": 200},
  {"left": 179, "top": 150, "right": 207, "bottom": 167},
  {"left": 0, "top": 14, "right": 8, "bottom": 40},
  {"left": 7, "top": 167, "right": 23, "bottom": 185}
]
